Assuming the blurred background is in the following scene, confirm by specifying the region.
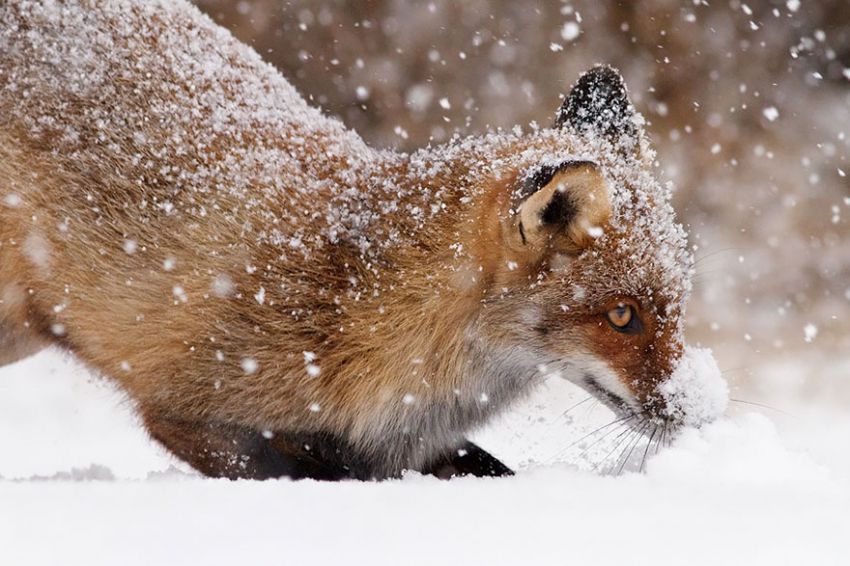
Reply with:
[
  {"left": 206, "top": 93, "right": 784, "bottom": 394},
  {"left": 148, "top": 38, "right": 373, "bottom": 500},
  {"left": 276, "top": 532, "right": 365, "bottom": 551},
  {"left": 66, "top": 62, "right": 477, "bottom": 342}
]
[{"left": 194, "top": 0, "right": 850, "bottom": 409}]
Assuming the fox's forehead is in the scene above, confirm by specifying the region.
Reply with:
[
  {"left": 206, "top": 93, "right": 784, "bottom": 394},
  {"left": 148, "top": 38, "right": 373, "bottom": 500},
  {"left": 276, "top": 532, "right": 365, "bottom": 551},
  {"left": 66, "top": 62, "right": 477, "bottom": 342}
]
[
  {"left": 570, "top": 226, "right": 692, "bottom": 310},
  {"left": 606, "top": 160, "right": 693, "bottom": 306}
]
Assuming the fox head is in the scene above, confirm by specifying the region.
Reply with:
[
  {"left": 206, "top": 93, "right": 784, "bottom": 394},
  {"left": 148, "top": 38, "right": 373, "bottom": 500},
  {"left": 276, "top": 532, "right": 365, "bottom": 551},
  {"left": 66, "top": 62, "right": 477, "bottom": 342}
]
[{"left": 465, "top": 66, "right": 727, "bottom": 429}]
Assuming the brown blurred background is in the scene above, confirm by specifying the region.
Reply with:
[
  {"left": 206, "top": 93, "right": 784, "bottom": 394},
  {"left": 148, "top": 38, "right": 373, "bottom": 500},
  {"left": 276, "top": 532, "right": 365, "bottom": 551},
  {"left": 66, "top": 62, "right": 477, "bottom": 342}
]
[{"left": 195, "top": 0, "right": 850, "bottom": 406}]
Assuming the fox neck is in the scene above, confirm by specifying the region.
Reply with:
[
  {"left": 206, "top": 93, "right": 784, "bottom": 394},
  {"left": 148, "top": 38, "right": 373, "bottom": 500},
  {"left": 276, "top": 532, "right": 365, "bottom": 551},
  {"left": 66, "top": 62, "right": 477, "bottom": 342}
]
[
  {"left": 335, "top": 152, "right": 547, "bottom": 474},
  {"left": 343, "top": 294, "right": 545, "bottom": 476}
]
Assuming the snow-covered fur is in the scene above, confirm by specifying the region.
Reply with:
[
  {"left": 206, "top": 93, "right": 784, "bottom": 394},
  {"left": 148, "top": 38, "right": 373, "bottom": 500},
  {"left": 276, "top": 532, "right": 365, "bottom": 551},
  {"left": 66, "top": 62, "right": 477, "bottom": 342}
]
[{"left": 0, "top": 0, "right": 724, "bottom": 479}]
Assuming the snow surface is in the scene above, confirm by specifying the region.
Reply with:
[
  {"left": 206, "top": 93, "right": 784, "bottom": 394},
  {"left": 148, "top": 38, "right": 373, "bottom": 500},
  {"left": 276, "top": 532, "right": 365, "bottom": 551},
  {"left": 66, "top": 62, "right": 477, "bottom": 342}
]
[{"left": 1, "top": 349, "right": 848, "bottom": 566}]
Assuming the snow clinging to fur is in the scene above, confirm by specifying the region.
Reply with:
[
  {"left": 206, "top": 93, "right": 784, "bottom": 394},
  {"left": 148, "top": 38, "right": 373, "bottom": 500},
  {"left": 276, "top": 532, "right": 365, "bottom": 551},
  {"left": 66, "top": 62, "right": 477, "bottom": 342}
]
[{"left": 659, "top": 347, "right": 729, "bottom": 428}]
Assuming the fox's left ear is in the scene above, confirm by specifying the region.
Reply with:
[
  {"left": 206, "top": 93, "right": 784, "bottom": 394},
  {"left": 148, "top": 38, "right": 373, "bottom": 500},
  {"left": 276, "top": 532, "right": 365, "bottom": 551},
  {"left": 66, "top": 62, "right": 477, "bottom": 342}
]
[
  {"left": 504, "top": 160, "right": 611, "bottom": 257},
  {"left": 555, "top": 65, "right": 643, "bottom": 153}
]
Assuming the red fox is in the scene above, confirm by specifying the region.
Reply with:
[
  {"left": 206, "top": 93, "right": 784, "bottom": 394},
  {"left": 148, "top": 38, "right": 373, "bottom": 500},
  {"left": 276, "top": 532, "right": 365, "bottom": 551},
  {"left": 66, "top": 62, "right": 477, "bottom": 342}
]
[{"left": 0, "top": 0, "right": 726, "bottom": 480}]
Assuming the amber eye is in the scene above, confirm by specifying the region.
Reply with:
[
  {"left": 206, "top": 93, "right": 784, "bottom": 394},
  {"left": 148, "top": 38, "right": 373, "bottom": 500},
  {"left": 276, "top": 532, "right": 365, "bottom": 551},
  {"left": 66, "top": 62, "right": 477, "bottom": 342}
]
[{"left": 606, "top": 303, "right": 642, "bottom": 334}]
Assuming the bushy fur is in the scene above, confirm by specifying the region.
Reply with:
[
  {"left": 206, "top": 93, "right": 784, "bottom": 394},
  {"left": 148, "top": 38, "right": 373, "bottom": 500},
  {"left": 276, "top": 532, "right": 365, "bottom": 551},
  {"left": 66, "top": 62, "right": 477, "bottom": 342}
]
[{"left": 0, "top": 0, "right": 694, "bottom": 479}]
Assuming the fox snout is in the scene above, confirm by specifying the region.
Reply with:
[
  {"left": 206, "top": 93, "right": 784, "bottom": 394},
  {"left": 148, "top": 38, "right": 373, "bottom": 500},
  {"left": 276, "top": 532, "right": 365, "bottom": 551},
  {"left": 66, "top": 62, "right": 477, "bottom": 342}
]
[{"left": 581, "top": 346, "right": 728, "bottom": 429}]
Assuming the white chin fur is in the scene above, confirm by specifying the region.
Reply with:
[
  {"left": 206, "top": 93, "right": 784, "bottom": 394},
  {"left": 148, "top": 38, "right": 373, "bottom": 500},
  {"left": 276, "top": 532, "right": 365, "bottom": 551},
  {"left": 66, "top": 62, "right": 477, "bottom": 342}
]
[{"left": 548, "top": 355, "right": 642, "bottom": 415}]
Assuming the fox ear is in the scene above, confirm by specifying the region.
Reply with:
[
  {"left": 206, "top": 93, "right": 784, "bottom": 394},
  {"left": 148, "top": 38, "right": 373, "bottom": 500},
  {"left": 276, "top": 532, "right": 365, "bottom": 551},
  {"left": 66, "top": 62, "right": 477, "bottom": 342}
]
[
  {"left": 555, "top": 65, "right": 640, "bottom": 148},
  {"left": 505, "top": 160, "right": 611, "bottom": 256}
]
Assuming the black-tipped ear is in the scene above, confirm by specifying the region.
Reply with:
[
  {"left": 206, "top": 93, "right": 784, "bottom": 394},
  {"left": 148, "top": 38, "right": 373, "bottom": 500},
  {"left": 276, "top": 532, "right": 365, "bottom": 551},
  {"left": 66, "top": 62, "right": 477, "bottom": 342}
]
[{"left": 555, "top": 65, "right": 639, "bottom": 143}]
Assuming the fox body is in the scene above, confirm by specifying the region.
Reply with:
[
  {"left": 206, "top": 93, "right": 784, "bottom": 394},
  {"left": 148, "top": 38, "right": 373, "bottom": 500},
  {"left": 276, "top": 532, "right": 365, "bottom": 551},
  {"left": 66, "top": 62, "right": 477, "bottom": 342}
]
[{"left": 0, "top": 1, "right": 718, "bottom": 480}]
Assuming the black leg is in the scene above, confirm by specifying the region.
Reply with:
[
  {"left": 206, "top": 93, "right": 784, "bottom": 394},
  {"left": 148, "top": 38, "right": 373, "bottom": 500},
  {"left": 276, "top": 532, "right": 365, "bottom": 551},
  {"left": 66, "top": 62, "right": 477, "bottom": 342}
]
[
  {"left": 142, "top": 411, "right": 364, "bottom": 480},
  {"left": 144, "top": 410, "right": 513, "bottom": 481},
  {"left": 424, "top": 440, "right": 514, "bottom": 479}
]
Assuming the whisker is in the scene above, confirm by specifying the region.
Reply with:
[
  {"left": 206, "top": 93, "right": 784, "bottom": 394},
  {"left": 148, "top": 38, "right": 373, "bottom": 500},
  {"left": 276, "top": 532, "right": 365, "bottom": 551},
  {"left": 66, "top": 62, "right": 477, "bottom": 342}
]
[
  {"left": 577, "top": 418, "right": 635, "bottom": 460},
  {"left": 729, "top": 398, "right": 792, "bottom": 416},
  {"left": 612, "top": 431, "right": 641, "bottom": 475},
  {"left": 580, "top": 399, "right": 601, "bottom": 421},
  {"left": 592, "top": 424, "right": 639, "bottom": 473},
  {"left": 616, "top": 420, "right": 652, "bottom": 475},
  {"left": 690, "top": 271, "right": 724, "bottom": 285},
  {"left": 692, "top": 247, "right": 740, "bottom": 267},
  {"left": 600, "top": 430, "right": 634, "bottom": 475},
  {"left": 558, "top": 396, "right": 593, "bottom": 420},
  {"left": 639, "top": 425, "right": 660, "bottom": 472},
  {"left": 664, "top": 423, "right": 675, "bottom": 448},
  {"left": 561, "top": 414, "right": 634, "bottom": 453},
  {"left": 551, "top": 414, "right": 635, "bottom": 462},
  {"left": 654, "top": 423, "right": 668, "bottom": 456}
]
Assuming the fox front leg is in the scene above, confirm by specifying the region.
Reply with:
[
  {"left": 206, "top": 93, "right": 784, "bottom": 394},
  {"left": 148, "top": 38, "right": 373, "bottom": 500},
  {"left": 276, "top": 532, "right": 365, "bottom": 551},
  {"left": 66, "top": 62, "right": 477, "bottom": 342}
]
[{"left": 423, "top": 441, "right": 514, "bottom": 479}]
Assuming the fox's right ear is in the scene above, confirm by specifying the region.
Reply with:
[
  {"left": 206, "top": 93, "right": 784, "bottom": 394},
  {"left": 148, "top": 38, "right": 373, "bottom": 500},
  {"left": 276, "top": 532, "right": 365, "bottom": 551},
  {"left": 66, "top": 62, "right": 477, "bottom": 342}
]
[{"left": 503, "top": 160, "right": 611, "bottom": 258}]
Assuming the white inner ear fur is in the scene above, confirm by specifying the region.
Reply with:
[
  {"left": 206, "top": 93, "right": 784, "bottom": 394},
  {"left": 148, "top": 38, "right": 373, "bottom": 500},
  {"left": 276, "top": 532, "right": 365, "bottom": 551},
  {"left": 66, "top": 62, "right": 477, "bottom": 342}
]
[{"left": 517, "top": 163, "right": 612, "bottom": 253}]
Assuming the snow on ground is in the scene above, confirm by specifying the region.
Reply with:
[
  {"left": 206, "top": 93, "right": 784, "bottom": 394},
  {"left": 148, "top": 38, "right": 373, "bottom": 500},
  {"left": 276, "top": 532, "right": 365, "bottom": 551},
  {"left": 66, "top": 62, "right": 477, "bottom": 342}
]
[{"left": 1, "top": 349, "right": 849, "bottom": 565}]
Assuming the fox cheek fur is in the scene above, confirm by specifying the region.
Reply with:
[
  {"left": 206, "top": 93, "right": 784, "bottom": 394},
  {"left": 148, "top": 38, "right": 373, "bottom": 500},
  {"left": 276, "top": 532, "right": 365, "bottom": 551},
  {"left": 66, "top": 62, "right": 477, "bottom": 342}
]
[{"left": 0, "top": 1, "right": 698, "bottom": 480}]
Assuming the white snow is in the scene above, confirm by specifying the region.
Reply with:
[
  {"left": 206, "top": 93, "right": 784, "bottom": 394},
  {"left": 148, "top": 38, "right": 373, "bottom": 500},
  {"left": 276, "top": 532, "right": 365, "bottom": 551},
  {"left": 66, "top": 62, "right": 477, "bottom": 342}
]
[
  {"left": 561, "top": 21, "right": 581, "bottom": 42},
  {"left": 172, "top": 285, "right": 188, "bottom": 303},
  {"left": 240, "top": 357, "right": 258, "bottom": 374},
  {"left": 762, "top": 106, "right": 780, "bottom": 122},
  {"left": 210, "top": 274, "right": 234, "bottom": 298},
  {"left": 1, "top": 350, "right": 848, "bottom": 565},
  {"left": 3, "top": 192, "right": 22, "bottom": 207},
  {"left": 659, "top": 346, "right": 729, "bottom": 427},
  {"left": 804, "top": 323, "right": 818, "bottom": 342},
  {"left": 22, "top": 231, "right": 51, "bottom": 270}
]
